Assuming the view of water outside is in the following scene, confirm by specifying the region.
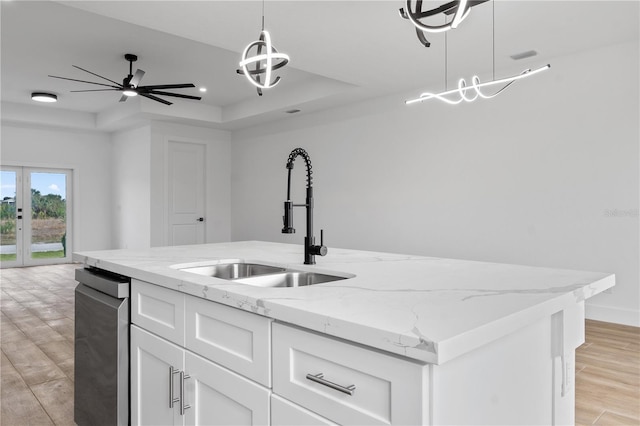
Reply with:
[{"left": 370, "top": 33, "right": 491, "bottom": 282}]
[{"left": 1, "top": 170, "right": 67, "bottom": 262}]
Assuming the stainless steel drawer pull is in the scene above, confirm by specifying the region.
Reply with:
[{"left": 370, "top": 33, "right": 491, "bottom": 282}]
[
  {"left": 169, "top": 366, "right": 181, "bottom": 408},
  {"left": 306, "top": 373, "right": 356, "bottom": 396},
  {"left": 180, "top": 372, "right": 192, "bottom": 415}
]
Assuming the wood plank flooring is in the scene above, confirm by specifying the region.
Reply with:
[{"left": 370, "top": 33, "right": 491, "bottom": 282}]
[
  {"left": 1, "top": 263, "right": 639, "bottom": 425},
  {"left": 576, "top": 319, "right": 640, "bottom": 425}
]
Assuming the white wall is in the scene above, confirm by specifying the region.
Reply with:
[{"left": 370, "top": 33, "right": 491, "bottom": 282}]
[
  {"left": 230, "top": 41, "right": 639, "bottom": 326},
  {"left": 1, "top": 123, "right": 113, "bottom": 252},
  {"left": 111, "top": 122, "right": 232, "bottom": 249},
  {"left": 111, "top": 125, "right": 151, "bottom": 249}
]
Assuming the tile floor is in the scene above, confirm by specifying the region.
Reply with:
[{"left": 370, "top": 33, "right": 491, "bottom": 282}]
[
  {"left": 1, "top": 263, "right": 639, "bottom": 425},
  {"left": 1, "top": 264, "right": 76, "bottom": 425}
]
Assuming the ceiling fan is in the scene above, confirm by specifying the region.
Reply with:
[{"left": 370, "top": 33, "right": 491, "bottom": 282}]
[{"left": 48, "top": 53, "right": 201, "bottom": 105}]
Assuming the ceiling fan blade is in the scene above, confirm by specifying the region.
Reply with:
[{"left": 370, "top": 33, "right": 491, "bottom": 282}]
[
  {"left": 72, "top": 65, "right": 122, "bottom": 86},
  {"left": 130, "top": 69, "right": 145, "bottom": 88},
  {"left": 70, "top": 88, "right": 121, "bottom": 92},
  {"left": 49, "top": 75, "right": 121, "bottom": 88},
  {"left": 138, "top": 83, "right": 195, "bottom": 90},
  {"left": 119, "top": 95, "right": 128, "bottom": 102},
  {"left": 140, "top": 93, "right": 172, "bottom": 105},
  {"left": 146, "top": 90, "right": 202, "bottom": 100}
]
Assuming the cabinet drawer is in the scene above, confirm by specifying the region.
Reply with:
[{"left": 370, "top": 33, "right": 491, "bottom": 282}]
[
  {"left": 271, "top": 395, "right": 337, "bottom": 426},
  {"left": 272, "top": 323, "right": 427, "bottom": 425},
  {"left": 131, "top": 280, "right": 185, "bottom": 345},
  {"left": 186, "top": 295, "right": 272, "bottom": 386}
]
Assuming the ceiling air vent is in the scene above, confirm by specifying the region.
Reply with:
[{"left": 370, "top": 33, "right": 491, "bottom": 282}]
[
  {"left": 510, "top": 50, "right": 538, "bottom": 60},
  {"left": 285, "top": 109, "right": 301, "bottom": 114}
]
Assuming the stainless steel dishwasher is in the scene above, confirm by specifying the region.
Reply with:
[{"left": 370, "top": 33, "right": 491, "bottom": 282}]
[{"left": 74, "top": 267, "right": 130, "bottom": 426}]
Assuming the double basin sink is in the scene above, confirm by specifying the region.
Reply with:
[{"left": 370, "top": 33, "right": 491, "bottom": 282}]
[{"left": 176, "top": 260, "right": 352, "bottom": 288}]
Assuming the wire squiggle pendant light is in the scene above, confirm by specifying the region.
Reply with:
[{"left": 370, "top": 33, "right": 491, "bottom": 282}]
[
  {"left": 237, "top": 0, "right": 290, "bottom": 96},
  {"left": 406, "top": 65, "right": 550, "bottom": 105},
  {"left": 406, "top": 0, "right": 550, "bottom": 105}
]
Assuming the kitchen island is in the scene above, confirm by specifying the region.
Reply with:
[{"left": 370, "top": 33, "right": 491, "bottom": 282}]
[{"left": 74, "top": 241, "right": 613, "bottom": 425}]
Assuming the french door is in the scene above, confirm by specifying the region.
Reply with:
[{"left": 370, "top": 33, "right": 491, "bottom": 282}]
[{"left": 0, "top": 166, "right": 72, "bottom": 268}]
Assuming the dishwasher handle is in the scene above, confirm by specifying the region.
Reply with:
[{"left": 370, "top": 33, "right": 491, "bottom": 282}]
[{"left": 75, "top": 268, "right": 130, "bottom": 299}]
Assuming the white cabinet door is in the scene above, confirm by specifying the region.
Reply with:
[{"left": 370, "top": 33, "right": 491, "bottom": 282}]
[
  {"left": 185, "top": 351, "right": 270, "bottom": 426},
  {"left": 131, "top": 325, "right": 185, "bottom": 426},
  {"left": 271, "top": 395, "right": 337, "bottom": 426}
]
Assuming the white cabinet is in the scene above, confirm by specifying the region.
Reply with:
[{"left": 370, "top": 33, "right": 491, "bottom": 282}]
[
  {"left": 272, "top": 323, "right": 427, "bottom": 425},
  {"left": 132, "top": 325, "right": 270, "bottom": 426},
  {"left": 185, "top": 351, "right": 269, "bottom": 425},
  {"left": 271, "top": 395, "right": 336, "bottom": 426},
  {"left": 131, "top": 325, "right": 184, "bottom": 426},
  {"left": 131, "top": 279, "right": 185, "bottom": 345},
  {"left": 131, "top": 281, "right": 271, "bottom": 426},
  {"left": 186, "top": 294, "right": 272, "bottom": 386},
  {"left": 131, "top": 281, "right": 434, "bottom": 425}
]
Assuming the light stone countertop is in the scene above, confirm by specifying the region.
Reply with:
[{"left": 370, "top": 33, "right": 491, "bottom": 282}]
[{"left": 73, "top": 241, "right": 614, "bottom": 364}]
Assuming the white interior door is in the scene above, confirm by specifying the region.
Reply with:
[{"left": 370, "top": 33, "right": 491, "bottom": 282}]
[{"left": 167, "top": 141, "right": 206, "bottom": 246}]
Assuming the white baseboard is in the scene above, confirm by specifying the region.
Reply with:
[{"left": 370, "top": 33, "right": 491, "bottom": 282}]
[{"left": 586, "top": 303, "right": 640, "bottom": 327}]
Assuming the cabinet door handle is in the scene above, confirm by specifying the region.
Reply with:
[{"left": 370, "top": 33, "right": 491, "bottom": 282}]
[
  {"left": 180, "top": 372, "right": 192, "bottom": 415},
  {"left": 169, "top": 366, "right": 181, "bottom": 408},
  {"left": 306, "top": 373, "right": 356, "bottom": 396}
]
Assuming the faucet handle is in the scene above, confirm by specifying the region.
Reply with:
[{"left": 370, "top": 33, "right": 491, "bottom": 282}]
[{"left": 311, "top": 229, "right": 328, "bottom": 257}]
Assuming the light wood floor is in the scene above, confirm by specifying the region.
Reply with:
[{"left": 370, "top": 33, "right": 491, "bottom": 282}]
[
  {"left": 576, "top": 318, "right": 640, "bottom": 424},
  {"left": 1, "top": 264, "right": 639, "bottom": 425}
]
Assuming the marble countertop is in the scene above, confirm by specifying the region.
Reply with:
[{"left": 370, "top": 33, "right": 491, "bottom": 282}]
[{"left": 73, "top": 241, "right": 614, "bottom": 364}]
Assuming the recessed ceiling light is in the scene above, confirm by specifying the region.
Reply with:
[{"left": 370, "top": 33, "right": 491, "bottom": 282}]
[
  {"left": 510, "top": 50, "right": 538, "bottom": 60},
  {"left": 199, "top": 87, "right": 207, "bottom": 93},
  {"left": 31, "top": 92, "right": 57, "bottom": 103}
]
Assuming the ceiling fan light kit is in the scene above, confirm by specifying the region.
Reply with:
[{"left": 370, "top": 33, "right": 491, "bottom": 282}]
[
  {"left": 48, "top": 53, "right": 201, "bottom": 106},
  {"left": 405, "top": 0, "right": 550, "bottom": 106}
]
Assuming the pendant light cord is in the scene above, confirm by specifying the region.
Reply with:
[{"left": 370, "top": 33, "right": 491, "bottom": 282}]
[
  {"left": 492, "top": 0, "right": 495, "bottom": 81},
  {"left": 444, "top": 14, "right": 448, "bottom": 91},
  {"left": 262, "top": 0, "right": 265, "bottom": 30}
]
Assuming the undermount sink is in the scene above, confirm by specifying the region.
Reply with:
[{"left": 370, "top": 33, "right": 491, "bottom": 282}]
[
  {"left": 234, "top": 271, "right": 348, "bottom": 288},
  {"left": 176, "top": 260, "right": 353, "bottom": 287},
  {"left": 178, "top": 262, "right": 286, "bottom": 279}
]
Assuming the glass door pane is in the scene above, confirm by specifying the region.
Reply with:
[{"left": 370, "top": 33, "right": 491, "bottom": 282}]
[
  {"left": 0, "top": 170, "right": 18, "bottom": 263},
  {"left": 28, "top": 172, "right": 68, "bottom": 261}
]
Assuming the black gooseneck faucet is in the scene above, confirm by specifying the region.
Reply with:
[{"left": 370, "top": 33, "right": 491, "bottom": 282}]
[{"left": 282, "top": 148, "right": 327, "bottom": 265}]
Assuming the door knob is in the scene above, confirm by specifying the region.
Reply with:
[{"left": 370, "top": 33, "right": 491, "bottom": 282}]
[{"left": 196, "top": 218, "right": 204, "bottom": 222}]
